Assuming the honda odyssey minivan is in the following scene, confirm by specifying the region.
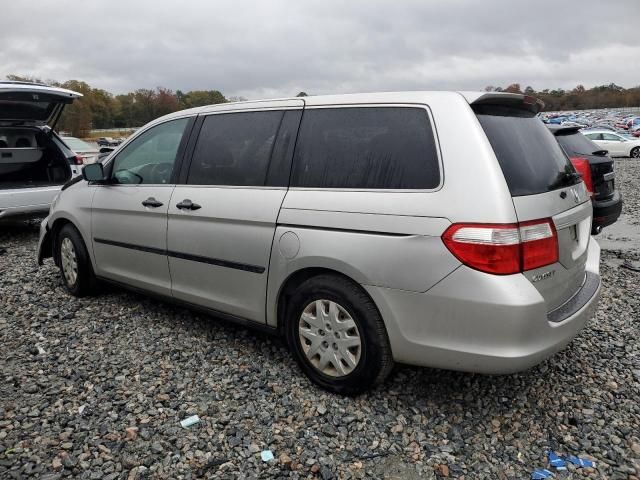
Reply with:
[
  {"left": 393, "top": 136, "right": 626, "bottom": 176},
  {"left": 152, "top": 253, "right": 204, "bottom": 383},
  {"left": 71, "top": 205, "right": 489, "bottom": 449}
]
[{"left": 37, "top": 91, "right": 601, "bottom": 394}]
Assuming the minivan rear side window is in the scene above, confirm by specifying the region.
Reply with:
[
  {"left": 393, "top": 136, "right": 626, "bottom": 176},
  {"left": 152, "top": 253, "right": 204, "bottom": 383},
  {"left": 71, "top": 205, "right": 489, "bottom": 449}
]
[
  {"left": 187, "top": 110, "right": 284, "bottom": 186},
  {"left": 475, "top": 105, "right": 578, "bottom": 196},
  {"left": 291, "top": 107, "right": 440, "bottom": 189}
]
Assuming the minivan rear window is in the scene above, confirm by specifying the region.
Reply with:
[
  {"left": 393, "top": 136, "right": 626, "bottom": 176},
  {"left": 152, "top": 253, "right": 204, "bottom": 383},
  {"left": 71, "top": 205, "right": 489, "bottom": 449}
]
[
  {"left": 291, "top": 107, "right": 440, "bottom": 189},
  {"left": 475, "top": 106, "right": 579, "bottom": 196}
]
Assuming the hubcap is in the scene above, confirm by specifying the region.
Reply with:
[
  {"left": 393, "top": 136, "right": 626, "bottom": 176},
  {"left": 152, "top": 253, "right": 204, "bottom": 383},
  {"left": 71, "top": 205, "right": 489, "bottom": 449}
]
[
  {"left": 60, "top": 238, "right": 78, "bottom": 286},
  {"left": 298, "top": 299, "right": 362, "bottom": 377},
  {"left": 632, "top": 149, "right": 640, "bottom": 158}
]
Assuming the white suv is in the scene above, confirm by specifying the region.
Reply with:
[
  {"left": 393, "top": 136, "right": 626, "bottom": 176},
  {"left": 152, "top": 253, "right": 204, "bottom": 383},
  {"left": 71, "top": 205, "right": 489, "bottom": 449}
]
[{"left": 0, "top": 82, "right": 82, "bottom": 220}]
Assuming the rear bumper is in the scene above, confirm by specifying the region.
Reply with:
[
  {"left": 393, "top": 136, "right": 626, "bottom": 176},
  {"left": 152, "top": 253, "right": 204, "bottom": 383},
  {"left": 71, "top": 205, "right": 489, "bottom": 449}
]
[
  {"left": 0, "top": 203, "right": 51, "bottom": 219},
  {"left": 366, "top": 238, "right": 601, "bottom": 374},
  {"left": 593, "top": 191, "right": 622, "bottom": 231},
  {"left": 0, "top": 186, "right": 61, "bottom": 219}
]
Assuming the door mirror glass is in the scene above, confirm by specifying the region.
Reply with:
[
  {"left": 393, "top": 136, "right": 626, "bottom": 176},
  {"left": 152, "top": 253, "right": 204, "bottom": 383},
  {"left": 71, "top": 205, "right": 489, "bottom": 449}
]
[
  {"left": 99, "top": 147, "right": 114, "bottom": 154},
  {"left": 82, "top": 162, "right": 105, "bottom": 182}
]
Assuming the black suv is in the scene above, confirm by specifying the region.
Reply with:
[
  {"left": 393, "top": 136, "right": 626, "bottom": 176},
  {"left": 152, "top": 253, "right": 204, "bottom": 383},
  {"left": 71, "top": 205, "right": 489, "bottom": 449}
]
[{"left": 548, "top": 125, "right": 622, "bottom": 234}]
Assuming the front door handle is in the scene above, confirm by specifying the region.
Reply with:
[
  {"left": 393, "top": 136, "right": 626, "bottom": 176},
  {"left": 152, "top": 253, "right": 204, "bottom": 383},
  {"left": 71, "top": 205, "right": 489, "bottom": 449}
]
[
  {"left": 176, "top": 199, "right": 201, "bottom": 211},
  {"left": 142, "top": 197, "right": 163, "bottom": 208}
]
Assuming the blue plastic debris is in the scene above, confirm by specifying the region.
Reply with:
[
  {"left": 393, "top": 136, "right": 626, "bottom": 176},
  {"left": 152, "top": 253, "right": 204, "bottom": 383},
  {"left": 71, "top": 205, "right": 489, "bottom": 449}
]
[
  {"left": 548, "top": 452, "right": 567, "bottom": 470},
  {"left": 261, "top": 450, "right": 274, "bottom": 462},
  {"left": 531, "top": 468, "right": 553, "bottom": 479},
  {"left": 568, "top": 456, "right": 596, "bottom": 468}
]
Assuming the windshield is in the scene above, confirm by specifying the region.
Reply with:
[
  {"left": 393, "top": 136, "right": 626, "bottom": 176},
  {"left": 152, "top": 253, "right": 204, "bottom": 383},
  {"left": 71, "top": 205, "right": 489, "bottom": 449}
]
[
  {"left": 475, "top": 105, "right": 579, "bottom": 197},
  {"left": 63, "top": 137, "right": 94, "bottom": 151}
]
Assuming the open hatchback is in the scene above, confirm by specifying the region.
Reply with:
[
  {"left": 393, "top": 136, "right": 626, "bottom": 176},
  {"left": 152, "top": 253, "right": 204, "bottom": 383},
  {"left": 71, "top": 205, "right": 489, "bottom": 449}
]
[{"left": 0, "top": 81, "right": 82, "bottom": 220}]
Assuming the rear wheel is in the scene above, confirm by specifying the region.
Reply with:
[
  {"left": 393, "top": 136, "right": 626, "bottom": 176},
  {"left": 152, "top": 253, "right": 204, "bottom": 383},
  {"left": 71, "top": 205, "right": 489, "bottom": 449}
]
[
  {"left": 284, "top": 274, "right": 393, "bottom": 395},
  {"left": 630, "top": 147, "right": 640, "bottom": 158},
  {"left": 56, "top": 224, "right": 96, "bottom": 297}
]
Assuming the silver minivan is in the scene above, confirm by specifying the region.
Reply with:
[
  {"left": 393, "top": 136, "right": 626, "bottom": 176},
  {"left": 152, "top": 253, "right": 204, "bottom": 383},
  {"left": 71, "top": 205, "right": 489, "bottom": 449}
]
[{"left": 38, "top": 92, "right": 601, "bottom": 394}]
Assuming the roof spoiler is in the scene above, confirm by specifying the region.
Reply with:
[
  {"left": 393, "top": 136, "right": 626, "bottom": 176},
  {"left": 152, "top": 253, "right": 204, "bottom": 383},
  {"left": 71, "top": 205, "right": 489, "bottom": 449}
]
[
  {"left": 546, "top": 125, "right": 582, "bottom": 134},
  {"left": 459, "top": 92, "right": 545, "bottom": 114}
]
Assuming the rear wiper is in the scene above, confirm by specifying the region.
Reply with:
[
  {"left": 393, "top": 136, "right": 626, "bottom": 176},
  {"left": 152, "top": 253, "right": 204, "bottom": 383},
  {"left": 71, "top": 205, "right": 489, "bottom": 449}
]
[{"left": 548, "top": 171, "right": 581, "bottom": 191}]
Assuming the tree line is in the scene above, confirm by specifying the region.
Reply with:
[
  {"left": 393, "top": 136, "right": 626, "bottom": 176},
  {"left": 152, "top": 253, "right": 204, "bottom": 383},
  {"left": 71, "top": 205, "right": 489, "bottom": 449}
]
[
  {"left": 6, "top": 74, "right": 240, "bottom": 137},
  {"left": 485, "top": 83, "right": 640, "bottom": 112},
  {"left": 6, "top": 74, "right": 640, "bottom": 136}
]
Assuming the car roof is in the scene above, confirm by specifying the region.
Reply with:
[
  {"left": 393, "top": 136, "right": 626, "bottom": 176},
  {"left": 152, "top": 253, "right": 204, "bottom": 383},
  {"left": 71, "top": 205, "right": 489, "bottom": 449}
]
[{"left": 150, "top": 90, "right": 540, "bottom": 126}]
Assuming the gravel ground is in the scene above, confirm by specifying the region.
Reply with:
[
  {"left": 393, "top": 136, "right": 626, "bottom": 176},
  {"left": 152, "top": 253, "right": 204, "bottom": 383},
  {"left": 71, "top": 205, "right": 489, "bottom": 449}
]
[{"left": 1, "top": 160, "right": 639, "bottom": 479}]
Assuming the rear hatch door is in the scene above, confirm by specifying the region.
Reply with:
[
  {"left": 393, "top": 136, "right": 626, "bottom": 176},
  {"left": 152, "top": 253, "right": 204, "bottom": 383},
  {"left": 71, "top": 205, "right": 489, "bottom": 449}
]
[
  {"left": 471, "top": 94, "right": 592, "bottom": 312},
  {"left": 0, "top": 82, "right": 82, "bottom": 129}
]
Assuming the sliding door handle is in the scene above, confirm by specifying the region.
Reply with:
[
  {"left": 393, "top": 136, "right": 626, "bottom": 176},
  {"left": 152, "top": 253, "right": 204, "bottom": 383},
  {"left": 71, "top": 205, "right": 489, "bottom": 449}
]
[
  {"left": 176, "top": 199, "right": 201, "bottom": 210},
  {"left": 142, "top": 197, "right": 163, "bottom": 208}
]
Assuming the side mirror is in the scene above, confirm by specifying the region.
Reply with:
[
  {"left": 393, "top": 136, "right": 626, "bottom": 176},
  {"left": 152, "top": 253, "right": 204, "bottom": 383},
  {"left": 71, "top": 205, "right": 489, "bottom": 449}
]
[
  {"left": 99, "top": 147, "right": 114, "bottom": 154},
  {"left": 82, "top": 162, "right": 105, "bottom": 182}
]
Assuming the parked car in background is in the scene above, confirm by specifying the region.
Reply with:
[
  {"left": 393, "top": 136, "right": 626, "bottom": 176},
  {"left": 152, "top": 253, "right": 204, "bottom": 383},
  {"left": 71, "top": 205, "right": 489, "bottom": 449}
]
[
  {"left": 38, "top": 91, "right": 601, "bottom": 394},
  {"left": 583, "top": 130, "right": 640, "bottom": 158},
  {"left": 0, "top": 81, "right": 82, "bottom": 220},
  {"left": 626, "top": 117, "right": 640, "bottom": 129},
  {"left": 61, "top": 136, "right": 100, "bottom": 164},
  {"left": 96, "top": 137, "right": 121, "bottom": 147},
  {"left": 548, "top": 125, "right": 622, "bottom": 233}
]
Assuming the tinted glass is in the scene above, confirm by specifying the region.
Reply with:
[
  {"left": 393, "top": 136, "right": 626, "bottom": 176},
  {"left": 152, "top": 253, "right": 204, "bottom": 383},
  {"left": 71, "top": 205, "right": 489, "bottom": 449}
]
[
  {"left": 555, "top": 131, "right": 601, "bottom": 156},
  {"left": 111, "top": 118, "right": 188, "bottom": 184},
  {"left": 0, "top": 91, "right": 64, "bottom": 122},
  {"left": 291, "top": 107, "right": 440, "bottom": 189},
  {"left": 265, "top": 110, "right": 302, "bottom": 186},
  {"left": 584, "top": 133, "right": 601, "bottom": 141},
  {"left": 475, "top": 106, "right": 578, "bottom": 196},
  {"left": 187, "top": 111, "right": 284, "bottom": 186}
]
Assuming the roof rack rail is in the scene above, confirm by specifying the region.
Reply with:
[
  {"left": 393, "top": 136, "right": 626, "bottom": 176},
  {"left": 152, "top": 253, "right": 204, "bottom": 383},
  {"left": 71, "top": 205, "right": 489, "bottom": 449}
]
[{"left": 1, "top": 80, "right": 49, "bottom": 87}]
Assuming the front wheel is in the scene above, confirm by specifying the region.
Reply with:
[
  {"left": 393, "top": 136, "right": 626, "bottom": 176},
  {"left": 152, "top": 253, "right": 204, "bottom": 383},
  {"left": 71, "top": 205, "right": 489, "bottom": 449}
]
[
  {"left": 284, "top": 274, "right": 393, "bottom": 395},
  {"left": 56, "top": 224, "right": 97, "bottom": 297},
  {"left": 630, "top": 147, "right": 640, "bottom": 158}
]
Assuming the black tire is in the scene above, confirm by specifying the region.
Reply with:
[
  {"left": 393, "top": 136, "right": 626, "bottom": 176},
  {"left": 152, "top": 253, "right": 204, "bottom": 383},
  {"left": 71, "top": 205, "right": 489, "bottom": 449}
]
[
  {"left": 56, "top": 224, "right": 97, "bottom": 297},
  {"left": 284, "top": 274, "right": 393, "bottom": 395},
  {"left": 631, "top": 147, "right": 640, "bottom": 159}
]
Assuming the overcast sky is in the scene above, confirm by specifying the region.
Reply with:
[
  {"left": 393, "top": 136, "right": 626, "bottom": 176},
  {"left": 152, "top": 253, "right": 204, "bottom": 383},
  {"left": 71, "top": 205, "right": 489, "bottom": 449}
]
[{"left": 2, "top": 0, "right": 639, "bottom": 99}]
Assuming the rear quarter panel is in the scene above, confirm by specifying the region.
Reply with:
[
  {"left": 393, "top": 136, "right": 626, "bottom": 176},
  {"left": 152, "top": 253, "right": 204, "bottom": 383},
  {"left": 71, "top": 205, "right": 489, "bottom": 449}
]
[{"left": 265, "top": 92, "right": 518, "bottom": 327}]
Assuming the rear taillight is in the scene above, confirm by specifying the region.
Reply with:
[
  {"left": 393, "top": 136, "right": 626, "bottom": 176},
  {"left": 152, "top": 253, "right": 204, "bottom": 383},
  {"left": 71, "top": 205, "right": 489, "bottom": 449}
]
[
  {"left": 570, "top": 157, "right": 593, "bottom": 196},
  {"left": 442, "top": 219, "right": 558, "bottom": 275},
  {"left": 73, "top": 155, "right": 84, "bottom": 165}
]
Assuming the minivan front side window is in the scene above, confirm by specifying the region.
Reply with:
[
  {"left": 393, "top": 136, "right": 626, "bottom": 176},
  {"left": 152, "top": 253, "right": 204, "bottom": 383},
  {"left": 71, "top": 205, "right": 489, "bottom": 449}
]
[{"left": 111, "top": 118, "right": 189, "bottom": 185}]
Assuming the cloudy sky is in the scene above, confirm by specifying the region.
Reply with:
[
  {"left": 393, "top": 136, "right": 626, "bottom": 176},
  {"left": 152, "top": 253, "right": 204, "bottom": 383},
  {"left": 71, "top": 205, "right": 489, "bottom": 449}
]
[{"left": 2, "top": 0, "right": 639, "bottom": 99}]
